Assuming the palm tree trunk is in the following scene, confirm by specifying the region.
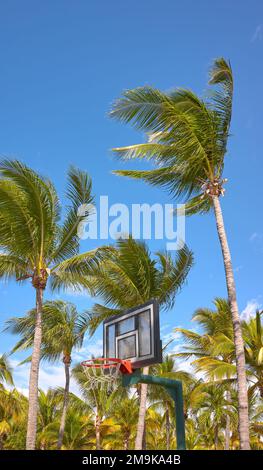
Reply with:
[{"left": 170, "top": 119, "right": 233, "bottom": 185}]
[
  {"left": 95, "top": 414, "right": 101, "bottom": 450},
  {"left": 213, "top": 196, "right": 250, "bottom": 450},
  {"left": 225, "top": 388, "right": 231, "bottom": 450},
  {"left": 124, "top": 431, "right": 130, "bottom": 450},
  {"left": 26, "top": 287, "right": 43, "bottom": 450},
  {"left": 142, "top": 421, "right": 146, "bottom": 450},
  {"left": 165, "top": 402, "right": 170, "bottom": 450},
  {"left": 214, "top": 424, "right": 219, "bottom": 450},
  {"left": 57, "top": 359, "right": 71, "bottom": 450},
  {"left": 135, "top": 366, "right": 149, "bottom": 450},
  {"left": 225, "top": 414, "right": 231, "bottom": 450}
]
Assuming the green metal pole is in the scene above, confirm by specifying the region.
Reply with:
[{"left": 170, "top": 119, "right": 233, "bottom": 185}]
[
  {"left": 165, "top": 383, "right": 186, "bottom": 450},
  {"left": 122, "top": 372, "right": 186, "bottom": 450}
]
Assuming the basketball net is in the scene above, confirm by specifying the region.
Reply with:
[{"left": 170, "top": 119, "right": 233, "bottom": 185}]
[{"left": 81, "top": 358, "right": 123, "bottom": 392}]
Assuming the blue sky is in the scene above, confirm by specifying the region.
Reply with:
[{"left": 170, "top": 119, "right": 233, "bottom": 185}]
[{"left": 0, "top": 1, "right": 262, "bottom": 392}]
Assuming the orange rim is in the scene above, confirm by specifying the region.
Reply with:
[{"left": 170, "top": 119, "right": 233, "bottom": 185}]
[{"left": 81, "top": 357, "right": 133, "bottom": 374}]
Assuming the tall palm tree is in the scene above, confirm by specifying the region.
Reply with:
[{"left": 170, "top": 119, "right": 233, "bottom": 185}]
[
  {"left": 6, "top": 300, "right": 90, "bottom": 449},
  {"left": 109, "top": 59, "right": 250, "bottom": 449},
  {"left": 0, "top": 160, "right": 104, "bottom": 449},
  {"left": 88, "top": 236, "right": 193, "bottom": 449}
]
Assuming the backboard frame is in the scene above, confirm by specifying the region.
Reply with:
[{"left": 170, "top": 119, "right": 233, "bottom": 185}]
[{"left": 103, "top": 299, "right": 162, "bottom": 369}]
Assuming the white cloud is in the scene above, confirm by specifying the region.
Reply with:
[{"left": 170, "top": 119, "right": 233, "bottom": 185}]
[
  {"left": 241, "top": 299, "right": 262, "bottom": 321},
  {"left": 8, "top": 337, "right": 115, "bottom": 399},
  {"left": 10, "top": 359, "right": 82, "bottom": 397},
  {"left": 5, "top": 336, "right": 104, "bottom": 398},
  {"left": 10, "top": 359, "right": 65, "bottom": 393},
  {"left": 160, "top": 323, "right": 171, "bottom": 332},
  {"left": 161, "top": 328, "right": 194, "bottom": 373},
  {"left": 251, "top": 25, "right": 263, "bottom": 43},
  {"left": 162, "top": 330, "right": 180, "bottom": 347},
  {"left": 72, "top": 339, "right": 103, "bottom": 362}
]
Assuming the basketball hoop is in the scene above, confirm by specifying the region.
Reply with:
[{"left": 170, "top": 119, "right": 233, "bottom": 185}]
[{"left": 81, "top": 358, "right": 133, "bottom": 391}]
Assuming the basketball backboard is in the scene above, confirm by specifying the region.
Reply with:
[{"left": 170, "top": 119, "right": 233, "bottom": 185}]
[{"left": 103, "top": 299, "right": 162, "bottom": 369}]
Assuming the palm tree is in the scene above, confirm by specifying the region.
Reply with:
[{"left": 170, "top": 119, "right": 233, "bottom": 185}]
[
  {"left": 109, "top": 59, "right": 250, "bottom": 448},
  {"left": 57, "top": 410, "right": 94, "bottom": 450},
  {"left": 103, "top": 397, "right": 139, "bottom": 449},
  {"left": 249, "top": 401, "right": 263, "bottom": 450},
  {"left": 6, "top": 300, "right": 90, "bottom": 449},
  {"left": 174, "top": 298, "right": 236, "bottom": 378},
  {"left": 0, "top": 387, "right": 26, "bottom": 449},
  {"left": 242, "top": 310, "right": 263, "bottom": 398},
  {"left": 175, "top": 301, "right": 263, "bottom": 447},
  {"left": 36, "top": 390, "right": 94, "bottom": 450},
  {"left": 39, "top": 407, "right": 95, "bottom": 450},
  {"left": 145, "top": 408, "right": 175, "bottom": 450},
  {"left": 36, "top": 389, "right": 60, "bottom": 449},
  {"left": 3, "top": 392, "right": 28, "bottom": 450},
  {"left": 175, "top": 298, "right": 237, "bottom": 448},
  {"left": 0, "top": 160, "right": 104, "bottom": 449},
  {"left": 0, "top": 355, "right": 15, "bottom": 449},
  {"left": 184, "top": 418, "right": 203, "bottom": 450},
  {"left": 197, "top": 384, "right": 236, "bottom": 449},
  {"left": 88, "top": 236, "right": 193, "bottom": 449}
]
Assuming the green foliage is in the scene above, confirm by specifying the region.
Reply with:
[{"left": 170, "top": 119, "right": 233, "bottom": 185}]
[
  {"left": 0, "top": 159, "right": 104, "bottom": 292},
  {"left": 5, "top": 300, "right": 90, "bottom": 363},
  {"left": 110, "top": 58, "right": 233, "bottom": 211},
  {"left": 88, "top": 236, "right": 193, "bottom": 335}
]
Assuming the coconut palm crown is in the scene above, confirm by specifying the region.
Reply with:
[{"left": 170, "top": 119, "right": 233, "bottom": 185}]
[
  {"left": 0, "top": 160, "right": 104, "bottom": 449},
  {"left": 110, "top": 58, "right": 232, "bottom": 213},
  {"left": 88, "top": 236, "right": 193, "bottom": 335}
]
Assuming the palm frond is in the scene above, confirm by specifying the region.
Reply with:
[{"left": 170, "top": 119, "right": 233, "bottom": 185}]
[
  {"left": 174, "top": 194, "right": 212, "bottom": 216},
  {"left": 50, "top": 247, "right": 110, "bottom": 293},
  {"left": 208, "top": 58, "right": 233, "bottom": 158},
  {"left": 0, "top": 159, "right": 58, "bottom": 264},
  {"left": 0, "top": 354, "right": 13, "bottom": 385},
  {"left": 156, "top": 245, "right": 194, "bottom": 309},
  {"left": 51, "top": 167, "right": 94, "bottom": 263},
  {"left": 109, "top": 87, "right": 174, "bottom": 132},
  {"left": 113, "top": 167, "right": 199, "bottom": 200},
  {"left": 0, "top": 254, "right": 30, "bottom": 281},
  {"left": 88, "top": 304, "right": 122, "bottom": 337},
  {"left": 0, "top": 180, "right": 36, "bottom": 261}
]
